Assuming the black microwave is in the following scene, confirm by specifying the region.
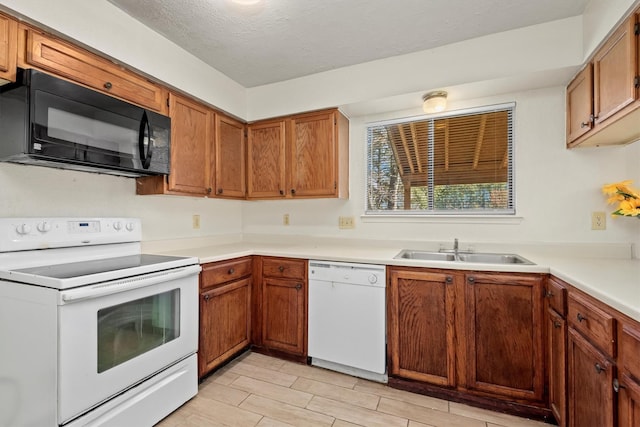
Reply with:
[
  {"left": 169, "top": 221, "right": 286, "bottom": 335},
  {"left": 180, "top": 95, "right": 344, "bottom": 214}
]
[{"left": 0, "top": 69, "right": 170, "bottom": 177}]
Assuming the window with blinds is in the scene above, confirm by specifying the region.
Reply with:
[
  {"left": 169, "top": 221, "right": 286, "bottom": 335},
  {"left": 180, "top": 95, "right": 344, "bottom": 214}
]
[{"left": 366, "top": 103, "right": 514, "bottom": 214}]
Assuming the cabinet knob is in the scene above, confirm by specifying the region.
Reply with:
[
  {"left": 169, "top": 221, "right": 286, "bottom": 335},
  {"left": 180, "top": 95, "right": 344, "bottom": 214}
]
[
  {"left": 295, "top": 283, "right": 302, "bottom": 290},
  {"left": 577, "top": 313, "right": 587, "bottom": 323},
  {"left": 467, "top": 276, "right": 475, "bottom": 284},
  {"left": 613, "top": 378, "right": 625, "bottom": 393},
  {"left": 104, "top": 81, "right": 112, "bottom": 90},
  {"left": 545, "top": 290, "right": 554, "bottom": 298},
  {"left": 595, "top": 363, "right": 605, "bottom": 374},
  {"left": 580, "top": 121, "right": 590, "bottom": 129},
  {"left": 291, "top": 189, "right": 296, "bottom": 195},
  {"left": 279, "top": 190, "right": 284, "bottom": 195},
  {"left": 445, "top": 276, "right": 453, "bottom": 284},
  {"left": 217, "top": 188, "right": 223, "bottom": 194},
  {"left": 553, "top": 321, "right": 562, "bottom": 328},
  {"left": 203, "top": 294, "right": 211, "bottom": 301},
  {"left": 278, "top": 266, "right": 285, "bottom": 272},
  {"left": 206, "top": 187, "right": 212, "bottom": 194},
  {"left": 228, "top": 267, "right": 235, "bottom": 275}
]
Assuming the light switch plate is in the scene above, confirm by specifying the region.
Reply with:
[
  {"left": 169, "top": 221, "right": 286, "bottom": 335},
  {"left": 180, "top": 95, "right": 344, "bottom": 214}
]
[
  {"left": 591, "top": 211, "right": 606, "bottom": 230},
  {"left": 339, "top": 216, "right": 355, "bottom": 229}
]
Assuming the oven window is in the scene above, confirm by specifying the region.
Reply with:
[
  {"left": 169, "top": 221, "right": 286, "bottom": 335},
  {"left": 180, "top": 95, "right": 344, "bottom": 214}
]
[{"left": 97, "top": 289, "right": 180, "bottom": 373}]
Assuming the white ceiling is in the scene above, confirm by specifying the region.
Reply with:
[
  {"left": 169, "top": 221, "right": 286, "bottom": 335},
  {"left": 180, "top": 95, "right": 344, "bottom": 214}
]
[{"left": 107, "top": 0, "right": 591, "bottom": 88}]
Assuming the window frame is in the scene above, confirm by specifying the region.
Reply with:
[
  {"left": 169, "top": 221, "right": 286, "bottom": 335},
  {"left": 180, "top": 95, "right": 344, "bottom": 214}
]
[{"left": 364, "top": 102, "right": 516, "bottom": 217}]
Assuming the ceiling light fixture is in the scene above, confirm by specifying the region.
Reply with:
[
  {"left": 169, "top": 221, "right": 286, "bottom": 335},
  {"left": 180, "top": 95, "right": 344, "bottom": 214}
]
[
  {"left": 231, "top": 0, "right": 263, "bottom": 5},
  {"left": 422, "top": 91, "right": 448, "bottom": 114}
]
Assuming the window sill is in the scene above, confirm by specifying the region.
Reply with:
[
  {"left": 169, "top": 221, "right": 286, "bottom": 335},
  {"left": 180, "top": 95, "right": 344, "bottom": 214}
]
[{"left": 361, "top": 214, "right": 524, "bottom": 225}]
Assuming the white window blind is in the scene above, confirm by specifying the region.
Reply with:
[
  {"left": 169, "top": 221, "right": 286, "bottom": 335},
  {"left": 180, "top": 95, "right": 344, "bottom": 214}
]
[{"left": 366, "top": 103, "right": 515, "bottom": 215}]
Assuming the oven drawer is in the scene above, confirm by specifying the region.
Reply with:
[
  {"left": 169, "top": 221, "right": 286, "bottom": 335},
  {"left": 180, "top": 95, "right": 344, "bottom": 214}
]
[
  {"left": 263, "top": 257, "right": 306, "bottom": 280},
  {"left": 200, "top": 257, "right": 252, "bottom": 290}
]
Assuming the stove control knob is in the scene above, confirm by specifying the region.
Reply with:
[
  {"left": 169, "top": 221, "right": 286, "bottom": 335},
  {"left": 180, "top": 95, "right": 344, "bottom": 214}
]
[
  {"left": 113, "top": 221, "right": 122, "bottom": 231},
  {"left": 368, "top": 274, "right": 378, "bottom": 284},
  {"left": 16, "top": 223, "right": 32, "bottom": 235},
  {"left": 126, "top": 222, "right": 135, "bottom": 232},
  {"left": 37, "top": 221, "right": 51, "bottom": 233}
]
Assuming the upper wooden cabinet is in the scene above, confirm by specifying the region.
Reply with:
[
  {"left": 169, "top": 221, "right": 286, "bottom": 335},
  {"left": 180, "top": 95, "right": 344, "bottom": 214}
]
[
  {"left": 247, "top": 108, "right": 349, "bottom": 200},
  {"left": 18, "top": 25, "right": 167, "bottom": 113},
  {"left": 247, "top": 119, "right": 287, "bottom": 198},
  {"left": 0, "top": 13, "right": 17, "bottom": 82},
  {"left": 137, "top": 93, "right": 213, "bottom": 196},
  {"left": 567, "top": 13, "right": 640, "bottom": 147},
  {"left": 215, "top": 115, "right": 246, "bottom": 198}
]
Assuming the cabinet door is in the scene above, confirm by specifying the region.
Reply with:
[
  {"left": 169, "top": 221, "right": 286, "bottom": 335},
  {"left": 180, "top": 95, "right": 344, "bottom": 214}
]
[
  {"left": 567, "top": 328, "right": 614, "bottom": 427},
  {"left": 22, "top": 28, "right": 166, "bottom": 112},
  {"left": 247, "top": 120, "right": 286, "bottom": 199},
  {"left": 566, "top": 65, "right": 594, "bottom": 144},
  {"left": 618, "top": 373, "right": 640, "bottom": 427},
  {"left": 593, "top": 17, "right": 637, "bottom": 126},
  {"left": 199, "top": 277, "right": 251, "bottom": 377},
  {"left": 0, "top": 13, "right": 17, "bottom": 82},
  {"left": 464, "top": 273, "right": 544, "bottom": 401},
  {"left": 547, "top": 307, "right": 567, "bottom": 427},
  {"left": 167, "top": 93, "right": 212, "bottom": 195},
  {"left": 388, "top": 268, "right": 456, "bottom": 387},
  {"left": 262, "top": 277, "right": 306, "bottom": 355},
  {"left": 215, "top": 114, "right": 246, "bottom": 198},
  {"left": 288, "top": 111, "right": 337, "bottom": 197}
]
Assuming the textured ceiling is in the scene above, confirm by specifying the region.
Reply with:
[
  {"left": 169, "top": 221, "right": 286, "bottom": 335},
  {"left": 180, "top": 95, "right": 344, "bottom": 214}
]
[{"left": 107, "top": 0, "right": 590, "bottom": 88}]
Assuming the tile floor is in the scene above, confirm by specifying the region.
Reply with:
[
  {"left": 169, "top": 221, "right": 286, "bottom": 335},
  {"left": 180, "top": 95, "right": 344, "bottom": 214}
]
[{"left": 156, "top": 352, "right": 551, "bottom": 427}]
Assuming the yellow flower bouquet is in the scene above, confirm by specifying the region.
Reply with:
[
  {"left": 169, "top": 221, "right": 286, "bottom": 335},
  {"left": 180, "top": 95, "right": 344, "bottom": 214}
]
[{"left": 602, "top": 180, "right": 640, "bottom": 218}]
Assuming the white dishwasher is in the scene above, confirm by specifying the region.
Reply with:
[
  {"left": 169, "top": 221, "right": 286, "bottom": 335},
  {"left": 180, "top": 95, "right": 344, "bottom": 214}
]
[{"left": 308, "top": 260, "right": 387, "bottom": 382}]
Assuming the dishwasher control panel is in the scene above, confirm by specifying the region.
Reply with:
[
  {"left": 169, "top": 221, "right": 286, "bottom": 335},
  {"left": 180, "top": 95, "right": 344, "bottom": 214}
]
[{"left": 308, "top": 260, "right": 386, "bottom": 287}]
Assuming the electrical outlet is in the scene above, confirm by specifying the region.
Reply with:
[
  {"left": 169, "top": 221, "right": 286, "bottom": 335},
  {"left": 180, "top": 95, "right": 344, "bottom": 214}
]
[
  {"left": 591, "top": 211, "right": 606, "bottom": 230},
  {"left": 283, "top": 213, "right": 290, "bottom": 226},
  {"left": 338, "top": 216, "right": 355, "bottom": 229},
  {"left": 192, "top": 214, "right": 200, "bottom": 229}
]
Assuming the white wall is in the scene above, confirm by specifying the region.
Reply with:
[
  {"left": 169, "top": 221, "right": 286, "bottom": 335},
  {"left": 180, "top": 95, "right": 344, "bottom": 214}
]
[
  {"left": 0, "top": 164, "right": 243, "bottom": 241},
  {"left": 242, "top": 86, "right": 640, "bottom": 251},
  {"left": 583, "top": 0, "right": 639, "bottom": 59}
]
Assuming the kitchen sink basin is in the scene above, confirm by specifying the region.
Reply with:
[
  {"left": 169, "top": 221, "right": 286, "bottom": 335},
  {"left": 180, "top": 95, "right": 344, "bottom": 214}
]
[
  {"left": 394, "top": 250, "right": 456, "bottom": 262},
  {"left": 394, "top": 249, "right": 534, "bottom": 265}
]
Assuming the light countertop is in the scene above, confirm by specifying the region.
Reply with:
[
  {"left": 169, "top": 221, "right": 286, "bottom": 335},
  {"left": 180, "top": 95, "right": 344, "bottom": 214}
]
[{"left": 144, "top": 237, "right": 640, "bottom": 322}]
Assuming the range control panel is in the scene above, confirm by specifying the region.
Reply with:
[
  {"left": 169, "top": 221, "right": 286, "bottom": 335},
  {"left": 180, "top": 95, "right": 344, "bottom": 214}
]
[{"left": 0, "top": 218, "right": 142, "bottom": 252}]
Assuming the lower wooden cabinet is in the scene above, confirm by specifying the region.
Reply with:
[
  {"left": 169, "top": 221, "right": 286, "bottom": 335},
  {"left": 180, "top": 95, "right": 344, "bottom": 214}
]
[
  {"left": 199, "top": 257, "right": 252, "bottom": 378},
  {"left": 253, "top": 257, "right": 308, "bottom": 360},
  {"left": 387, "top": 267, "right": 546, "bottom": 417},
  {"left": 567, "top": 327, "right": 614, "bottom": 427},
  {"left": 618, "top": 322, "right": 640, "bottom": 426},
  {"left": 464, "top": 273, "right": 544, "bottom": 402},
  {"left": 547, "top": 307, "right": 568, "bottom": 427},
  {"left": 387, "top": 268, "right": 456, "bottom": 387}
]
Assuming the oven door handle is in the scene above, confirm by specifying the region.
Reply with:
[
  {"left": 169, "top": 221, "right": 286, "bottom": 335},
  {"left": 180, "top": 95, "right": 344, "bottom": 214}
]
[{"left": 60, "top": 264, "right": 201, "bottom": 303}]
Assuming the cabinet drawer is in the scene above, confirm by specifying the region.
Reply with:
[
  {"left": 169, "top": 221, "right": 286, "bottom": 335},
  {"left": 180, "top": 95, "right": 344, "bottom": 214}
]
[
  {"left": 568, "top": 292, "right": 616, "bottom": 357},
  {"left": 201, "top": 257, "right": 253, "bottom": 290},
  {"left": 21, "top": 28, "right": 166, "bottom": 112},
  {"left": 546, "top": 276, "right": 567, "bottom": 316},
  {"left": 620, "top": 323, "right": 640, "bottom": 380},
  {"left": 262, "top": 257, "right": 306, "bottom": 280}
]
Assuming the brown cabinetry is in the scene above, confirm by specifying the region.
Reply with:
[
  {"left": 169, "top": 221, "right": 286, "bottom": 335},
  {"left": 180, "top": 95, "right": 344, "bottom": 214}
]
[
  {"left": 138, "top": 93, "right": 213, "bottom": 196},
  {"left": 247, "top": 109, "right": 349, "bottom": 200},
  {"left": 199, "top": 257, "right": 252, "bottom": 378},
  {"left": 387, "top": 267, "right": 546, "bottom": 418},
  {"left": 215, "top": 114, "right": 246, "bottom": 198},
  {"left": 618, "top": 323, "right": 640, "bottom": 426},
  {"left": 253, "top": 257, "right": 307, "bottom": 360},
  {"left": 18, "top": 25, "right": 167, "bottom": 113},
  {"left": 545, "top": 277, "right": 568, "bottom": 427},
  {"left": 387, "top": 268, "right": 456, "bottom": 387},
  {"left": 0, "top": 13, "right": 17, "bottom": 82},
  {"left": 463, "top": 273, "right": 545, "bottom": 402},
  {"left": 566, "top": 13, "right": 640, "bottom": 147}
]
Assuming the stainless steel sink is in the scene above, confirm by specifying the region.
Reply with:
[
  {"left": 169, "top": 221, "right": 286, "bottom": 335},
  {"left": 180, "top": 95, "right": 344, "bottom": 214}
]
[
  {"left": 394, "top": 250, "right": 456, "bottom": 262},
  {"left": 456, "top": 252, "right": 534, "bottom": 265},
  {"left": 394, "top": 249, "right": 534, "bottom": 265}
]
